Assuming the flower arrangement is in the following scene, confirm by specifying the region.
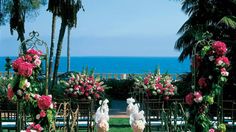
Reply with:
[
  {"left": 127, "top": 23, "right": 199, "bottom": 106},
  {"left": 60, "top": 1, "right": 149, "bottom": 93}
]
[
  {"left": 61, "top": 73, "right": 106, "bottom": 100},
  {"left": 95, "top": 99, "right": 109, "bottom": 132},
  {"left": 126, "top": 98, "right": 146, "bottom": 132},
  {"left": 185, "top": 34, "right": 230, "bottom": 132},
  {"left": 9, "top": 49, "right": 42, "bottom": 100},
  {"left": 7, "top": 49, "right": 56, "bottom": 131},
  {"left": 134, "top": 70, "right": 177, "bottom": 100}
]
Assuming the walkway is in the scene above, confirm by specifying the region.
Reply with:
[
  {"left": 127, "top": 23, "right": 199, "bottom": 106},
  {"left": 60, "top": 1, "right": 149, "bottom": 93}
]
[{"left": 109, "top": 99, "right": 129, "bottom": 118}]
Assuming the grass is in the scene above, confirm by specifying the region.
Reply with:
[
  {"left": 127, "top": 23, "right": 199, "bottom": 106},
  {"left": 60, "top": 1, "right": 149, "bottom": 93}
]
[
  {"left": 1, "top": 118, "right": 133, "bottom": 132},
  {"left": 109, "top": 118, "right": 132, "bottom": 132}
]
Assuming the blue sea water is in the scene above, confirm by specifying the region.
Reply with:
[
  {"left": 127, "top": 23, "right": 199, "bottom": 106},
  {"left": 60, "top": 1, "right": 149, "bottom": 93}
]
[{"left": 0, "top": 57, "right": 190, "bottom": 74}]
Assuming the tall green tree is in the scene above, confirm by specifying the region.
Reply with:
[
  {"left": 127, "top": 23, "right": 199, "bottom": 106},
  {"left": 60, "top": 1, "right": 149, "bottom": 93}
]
[
  {"left": 175, "top": 0, "right": 236, "bottom": 61},
  {"left": 51, "top": 0, "right": 83, "bottom": 89},
  {"left": 0, "top": 0, "right": 45, "bottom": 53}
]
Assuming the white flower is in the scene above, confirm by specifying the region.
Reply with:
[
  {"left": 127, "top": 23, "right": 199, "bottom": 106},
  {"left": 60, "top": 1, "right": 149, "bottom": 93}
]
[
  {"left": 127, "top": 97, "right": 135, "bottom": 104},
  {"left": 36, "top": 114, "right": 40, "bottom": 120},
  {"left": 216, "top": 60, "right": 223, "bottom": 66},
  {"left": 209, "top": 56, "right": 214, "bottom": 61},
  {"left": 24, "top": 79, "right": 30, "bottom": 88},
  {"left": 8, "top": 84, "right": 12, "bottom": 89},
  {"left": 50, "top": 103, "right": 53, "bottom": 109},
  {"left": 221, "top": 71, "right": 229, "bottom": 76},
  {"left": 194, "top": 97, "right": 203, "bottom": 103},
  {"left": 209, "top": 75, "right": 213, "bottom": 80}
]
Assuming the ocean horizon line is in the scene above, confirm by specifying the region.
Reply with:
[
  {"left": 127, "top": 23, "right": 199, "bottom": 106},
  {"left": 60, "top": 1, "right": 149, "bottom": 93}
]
[{"left": 0, "top": 56, "right": 181, "bottom": 58}]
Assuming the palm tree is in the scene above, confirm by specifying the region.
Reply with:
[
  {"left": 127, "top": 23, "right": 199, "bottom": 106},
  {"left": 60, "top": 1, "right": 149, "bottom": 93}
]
[
  {"left": 1, "top": 0, "right": 45, "bottom": 53},
  {"left": 47, "top": 0, "right": 62, "bottom": 91},
  {"left": 51, "top": 0, "right": 83, "bottom": 89},
  {"left": 176, "top": 0, "right": 236, "bottom": 61}
]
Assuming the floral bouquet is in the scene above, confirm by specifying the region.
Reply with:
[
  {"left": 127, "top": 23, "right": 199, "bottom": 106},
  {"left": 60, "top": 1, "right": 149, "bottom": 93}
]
[
  {"left": 7, "top": 49, "right": 56, "bottom": 131},
  {"left": 61, "top": 73, "right": 106, "bottom": 100},
  {"left": 8, "top": 49, "right": 42, "bottom": 100},
  {"left": 135, "top": 70, "right": 177, "bottom": 100}
]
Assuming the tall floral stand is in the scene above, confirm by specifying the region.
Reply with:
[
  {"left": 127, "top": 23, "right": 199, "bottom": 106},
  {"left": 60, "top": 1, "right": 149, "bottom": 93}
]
[{"left": 15, "top": 31, "right": 50, "bottom": 132}]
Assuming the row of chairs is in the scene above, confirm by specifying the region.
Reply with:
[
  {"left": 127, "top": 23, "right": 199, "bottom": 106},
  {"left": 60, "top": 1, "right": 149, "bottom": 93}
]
[
  {"left": 0, "top": 99, "right": 95, "bottom": 132},
  {"left": 142, "top": 99, "right": 236, "bottom": 132}
]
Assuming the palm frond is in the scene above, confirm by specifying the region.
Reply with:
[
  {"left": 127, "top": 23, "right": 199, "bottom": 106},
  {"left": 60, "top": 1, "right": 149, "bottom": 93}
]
[{"left": 219, "top": 16, "right": 236, "bottom": 29}]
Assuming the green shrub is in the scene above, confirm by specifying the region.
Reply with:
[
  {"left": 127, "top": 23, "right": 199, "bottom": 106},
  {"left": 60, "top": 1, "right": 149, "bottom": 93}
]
[{"left": 104, "top": 79, "right": 135, "bottom": 100}]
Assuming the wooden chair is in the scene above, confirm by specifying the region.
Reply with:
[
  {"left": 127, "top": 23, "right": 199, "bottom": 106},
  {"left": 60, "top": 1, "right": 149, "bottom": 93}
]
[{"left": 0, "top": 110, "right": 17, "bottom": 132}]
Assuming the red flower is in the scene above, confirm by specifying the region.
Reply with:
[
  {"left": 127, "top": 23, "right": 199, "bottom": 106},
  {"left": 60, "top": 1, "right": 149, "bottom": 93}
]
[
  {"left": 144, "top": 77, "right": 149, "bottom": 85},
  {"left": 37, "top": 95, "right": 52, "bottom": 110},
  {"left": 95, "top": 93, "right": 100, "bottom": 99},
  {"left": 216, "top": 56, "right": 230, "bottom": 66},
  {"left": 7, "top": 87, "right": 14, "bottom": 100},
  {"left": 24, "top": 54, "right": 33, "bottom": 62},
  {"left": 18, "top": 62, "right": 34, "bottom": 77},
  {"left": 12, "top": 57, "right": 24, "bottom": 71},
  {"left": 192, "top": 54, "right": 202, "bottom": 68},
  {"left": 212, "top": 41, "right": 227, "bottom": 56},
  {"left": 185, "top": 93, "right": 194, "bottom": 106},
  {"left": 198, "top": 77, "right": 207, "bottom": 88},
  {"left": 40, "top": 110, "right": 46, "bottom": 118},
  {"left": 27, "top": 49, "right": 42, "bottom": 56}
]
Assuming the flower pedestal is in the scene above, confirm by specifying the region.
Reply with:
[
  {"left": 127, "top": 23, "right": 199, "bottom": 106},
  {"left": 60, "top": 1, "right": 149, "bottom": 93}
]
[
  {"left": 97, "top": 126, "right": 108, "bottom": 132},
  {"left": 132, "top": 125, "right": 144, "bottom": 132}
]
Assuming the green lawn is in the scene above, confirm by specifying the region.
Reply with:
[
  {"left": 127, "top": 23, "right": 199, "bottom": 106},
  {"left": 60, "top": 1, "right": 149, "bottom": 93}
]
[{"left": 109, "top": 118, "right": 132, "bottom": 132}]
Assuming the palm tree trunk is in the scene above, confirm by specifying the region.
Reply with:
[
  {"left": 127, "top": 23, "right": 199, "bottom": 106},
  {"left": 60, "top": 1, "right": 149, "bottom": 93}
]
[
  {"left": 48, "top": 13, "right": 56, "bottom": 91},
  {"left": 52, "top": 20, "right": 67, "bottom": 89},
  {"left": 12, "top": 0, "right": 26, "bottom": 54},
  {"left": 67, "top": 27, "right": 71, "bottom": 72},
  {"left": 17, "top": 27, "right": 26, "bottom": 53}
]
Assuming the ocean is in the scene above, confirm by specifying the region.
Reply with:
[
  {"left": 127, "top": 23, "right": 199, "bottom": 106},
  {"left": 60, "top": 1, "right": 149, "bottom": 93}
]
[{"left": 0, "top": 57, "right": 190, "bottom": 74}]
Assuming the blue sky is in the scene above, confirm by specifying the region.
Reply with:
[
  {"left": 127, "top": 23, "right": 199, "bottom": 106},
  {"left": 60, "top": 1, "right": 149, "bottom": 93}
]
[{"left": 0, "top": 0, "right": 187, "bottom": 57}]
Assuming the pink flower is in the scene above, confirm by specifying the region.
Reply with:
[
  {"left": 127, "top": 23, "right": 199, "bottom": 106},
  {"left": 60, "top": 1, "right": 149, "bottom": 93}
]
[
  {"left": 209, "top": 128, "right": 215, "bottom": 132},
  {"left": 26, "top": 128, "right": 31, "bottom": 132},
  {"left": 216, "top": 56, "right": 230, "bottom": 66},
  {"left": 33, "top": 58, "right": 41, "bottom": 67},
  {"left": 220, "top": 68, "right": 229, "bottom": 76},
  {"left": 34, "top": 124, "right": 43, "bottom": 131},
  {"left": 18, "top": 62, "right": 34, "bottom": 77},
  {"left": 194, "top": 91, "right": 203, "bottom": 103},
  {"left": 74, "top": 85, "right": 80, "bottom": 91},
  {"left": 27, "top": 49, "right": 42, "bottom": 56},
  {"left": 33, "top": 55, "right": 40, "bottom": 60},
  {"left": 37, "top": 95, "right": 52, "bottom": 110},
  {"left": 198, "top": 77, "right": 207, "bottom": 88},
  {"left": 34, "top": 94, "right": 41, "bottom": 100},
  {"left": 7, "top": 87, "right": 14, "bottom": 100},
  {"left": 212, "top": 41, "right": 227, "bottom": 56},
  {"left": 12, "top": 57, "right": 24, "bottom": 71},
  {"left": 185, "top": 93, "right": 194, "bottom": 105},
  {"left": 40, "top": 110, "right": 46, "bottom": 118}
]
